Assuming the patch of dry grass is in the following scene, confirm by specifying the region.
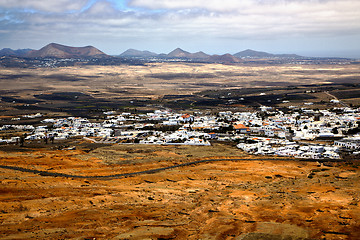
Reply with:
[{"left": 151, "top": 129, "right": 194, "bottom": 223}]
[{"left": 78, "top": 142, "right": 249, "bottom": 165}]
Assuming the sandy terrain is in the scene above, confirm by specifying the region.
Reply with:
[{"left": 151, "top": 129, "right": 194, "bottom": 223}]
[
  {"left": 1, "top": 63, "right": 360, "bottom": 99},
  {"left": 1, "top": 62, "right": 359, "bottom": 119},
  {"left": 1, "top": 142, "right": 359, "bottom": 239}
]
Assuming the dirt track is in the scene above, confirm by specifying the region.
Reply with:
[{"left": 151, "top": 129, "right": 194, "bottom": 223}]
[
  {"left": 0, "top": 158, "right": 292, "bottom": 179},
  {"left": 1, "top": 144, "right": 360, "bottom": 239}
]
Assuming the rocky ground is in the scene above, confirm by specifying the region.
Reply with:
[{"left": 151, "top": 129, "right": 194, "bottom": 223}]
[{"left": 0, "top": 141, "right": 360, "bottom": 239}]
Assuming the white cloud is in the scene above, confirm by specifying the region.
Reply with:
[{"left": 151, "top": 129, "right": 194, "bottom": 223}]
[
  {"left": 0, "top": 0, "right": 359, "bottom": 56},
  {"left": 126, "top": 0, "right": 360, "bottom": 38},
  {"left": 0, "top": 0, "right": 89, "bottom": 13},
  {"left": 127, "top": 0, "right": 360, "bottom": 25},
  {"left": 128, "top": 0, "right": 254, "bottom": 12},
  {"left": 2, "top": 0, "right": 359, "bottom": 40}
]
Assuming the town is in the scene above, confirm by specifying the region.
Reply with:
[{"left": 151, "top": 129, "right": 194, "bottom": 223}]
[{"left": 1, "top": 103, "right": 359, "bottom": 160}]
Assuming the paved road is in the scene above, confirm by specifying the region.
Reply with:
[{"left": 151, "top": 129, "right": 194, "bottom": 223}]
[{"left": 0, "top": 157, "right": 329, "bottom": 180}]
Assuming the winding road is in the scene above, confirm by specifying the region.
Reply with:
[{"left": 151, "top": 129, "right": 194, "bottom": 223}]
[{"left": 0, "top": 157, "right": 324, "bottom": 180}]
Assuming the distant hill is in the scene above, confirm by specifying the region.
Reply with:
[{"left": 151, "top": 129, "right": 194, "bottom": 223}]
[
  {"left": 207, "top": 54, "right": 241, "bottom": 63},
  {"left": 166, "top": 48, "right": 210, "bottom": 59},
  {"left": 234, "top": 49, "right": 302, "bottom": 59},
  {"left": 234, "top": 49, "right": 273, "bottom": 58},
  {"left": 0, "top": 48, "right": 33, "bottom": 57},
  {"left": 26, "top": 43, "right": 108, "bottom": 58},
  {"left": 189, "top": 51, "right": 210, "bottom": 59},
  {"left": 120, "top": 49, "right": 158, "bottom": 58},
  {"left": 167, "top": 48, "right": 191, "bottom": 58},
  {"left": 275, "top": 53, "right": 303, "bottom": 58}
]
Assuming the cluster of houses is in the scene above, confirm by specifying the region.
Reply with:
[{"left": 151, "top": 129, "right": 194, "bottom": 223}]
[
  {"left": 236, "top": 137, "right": 341, "bottom": 159},
  {"left": 1, "top": 107, "right": 359, "bottom": 159}
]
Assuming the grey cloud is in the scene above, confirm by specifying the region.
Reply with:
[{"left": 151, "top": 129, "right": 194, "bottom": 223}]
[
  {"left": 0, "top": 0, "right": 90, "bottom": 13},
  {"left": 0, "top": 0, "right": 359, "bottom": 57},
  {"left": 2, "top": 0, "right": 360, "bottom": 40}
]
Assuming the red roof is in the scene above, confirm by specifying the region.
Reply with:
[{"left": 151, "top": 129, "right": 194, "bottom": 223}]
[{"left": 233, "top": 124, "right": 249, "bottom": 130}]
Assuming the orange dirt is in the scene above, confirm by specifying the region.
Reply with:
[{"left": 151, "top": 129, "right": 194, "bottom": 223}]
[{"left": 1, "top": 145, "right": 360, "bottom": 240}]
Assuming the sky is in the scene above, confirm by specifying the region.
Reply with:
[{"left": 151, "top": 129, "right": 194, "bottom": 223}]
[{"left": 0, "top": 0, "right": 360, "bottom": 58}]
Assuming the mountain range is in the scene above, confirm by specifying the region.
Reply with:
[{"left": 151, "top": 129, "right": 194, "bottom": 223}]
[
  {"left": 118, "top": 47, "right": 303, "bottom": 62},
  {"left": 0, "top": 43, "right": 305, "bottom": 62},
  {"left": 0, "top": 48, "right": 33, "bottom": 57}
]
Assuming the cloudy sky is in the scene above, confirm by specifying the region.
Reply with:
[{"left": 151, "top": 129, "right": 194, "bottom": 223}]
[{"left": 0, "top": 0, "right": 359, "bottom": 57}]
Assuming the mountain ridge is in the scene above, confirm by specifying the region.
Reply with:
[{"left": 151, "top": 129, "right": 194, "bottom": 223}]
[
  {"left": 207, "top": 53, "right": 241, "bottom": 63},
  {"left": 26, "top": 43, "right": 108, "bottom": 58},
  {"left": 166, "top": 48, "right": 210, "bottom": 59},
  {"left": 119, "top": 49, "right": 158, "bottom": 57},
  {"left": 118, "top": 48, "right": 303, "bottom": 62},
  {"left": 1, "top": 43, "right": 326, "bottom": 62},
  {"left": 234, "top": 49, "right": 302, "bottom": 59},
  {"left": 0, "top": 48, "right": 33, "bottom": 57}
]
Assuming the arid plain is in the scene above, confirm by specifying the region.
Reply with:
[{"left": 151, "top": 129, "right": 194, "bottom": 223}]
[
  {"left": 1, "top": 62, "right": 360, "bottom": 118},
  {"left": 1, "top": 62, "right": 360, "bottom": 239},
  {"left": 1, "top": 63, "right": 360, "bottom": 98}
]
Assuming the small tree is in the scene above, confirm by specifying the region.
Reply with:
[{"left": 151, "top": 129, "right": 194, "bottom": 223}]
[{"left": 332, "top": 127, "right": 338, "bottom": 134}]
